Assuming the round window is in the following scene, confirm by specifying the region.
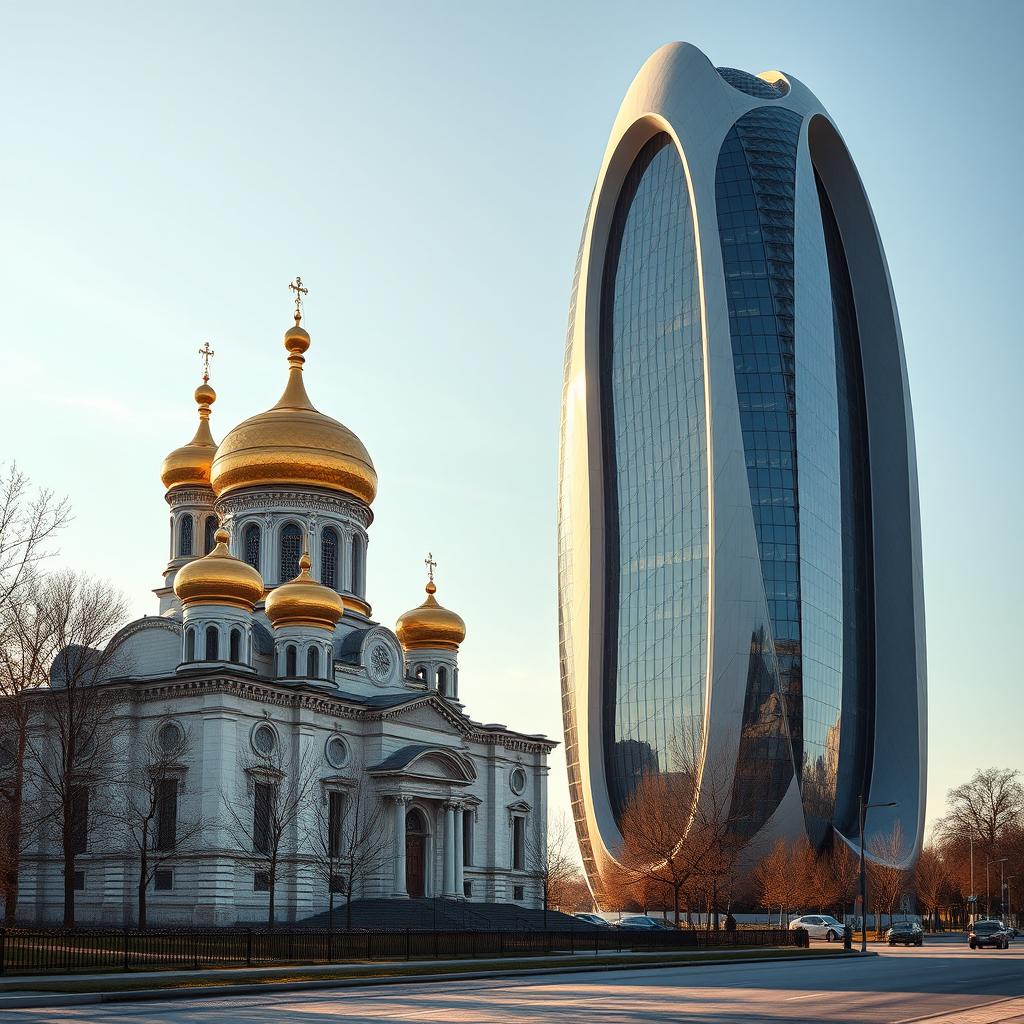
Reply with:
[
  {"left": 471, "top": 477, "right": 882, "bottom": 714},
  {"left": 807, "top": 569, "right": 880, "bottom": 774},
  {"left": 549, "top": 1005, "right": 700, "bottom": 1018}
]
[
  {"left": 252, "top": 723, "right": 278, "bottom": 756},
  {"left": 510, "top": 767, "right": 527, "bottom": 794},
  {"left": 157, "top": 722, "right": 184, "bottom": 755},
  {"left": 369, "top": 643, "right": 392, "bottom": 682},
  {"left": 325, "top": 735, "right": 349, "bottom": 769}
]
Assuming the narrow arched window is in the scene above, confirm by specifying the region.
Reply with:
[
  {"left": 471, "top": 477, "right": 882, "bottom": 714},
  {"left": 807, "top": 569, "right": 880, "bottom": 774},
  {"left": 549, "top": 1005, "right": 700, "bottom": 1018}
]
[
  {"left": 351, "top": 534, "right": 363, "bottom": 596},
  {"left": 280, "top": 524, "right": 302, "bottom": 582},
  {"left": 307, "top": 647, "right": 319, "bottom": 678},
  {"left": 204, "top": 516, "right": 217, "bottom": 555},
  {"left": 205, "top": 625, "right": 219, "bottom": 661},
  {"left": 185, "top": 628, "right": 196, "bottom": 661},
  {"left": 415, "top": 665, "right": 427, "bottom": 683},
  {"left": 321, "top": 528, "right": 339, "bottom": 591},
  {"left": 178, "top": 515, "right": 194, "bottom": 557},
  {"left": 229, "top": 628, "right": 241, "bottom": 663},
  {"left": 437, "top": 666, "right": 448, "bottom": 696},
  {"left": 285, "top": 645, "right": 297, "bottom": 677},
  {"left": 243, "top": 523, "right": 261, "bottom": 571}
]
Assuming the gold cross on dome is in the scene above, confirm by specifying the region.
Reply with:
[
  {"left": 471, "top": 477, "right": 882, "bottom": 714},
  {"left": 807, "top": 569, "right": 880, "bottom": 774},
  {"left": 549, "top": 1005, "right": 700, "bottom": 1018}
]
[
  {"left": 288, "top": 276, "right": 309, "bottom": 322},
  {"left": 198, "top": 342, "right": 215, "bottom": 383},
  {"left": 424, "top": 552, "right": 437, "bottom": 582}
]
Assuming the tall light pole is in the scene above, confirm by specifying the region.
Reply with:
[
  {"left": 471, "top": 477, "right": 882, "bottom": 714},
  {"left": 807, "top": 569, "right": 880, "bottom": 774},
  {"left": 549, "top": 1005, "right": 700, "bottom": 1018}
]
[
  {"left": 986, "top": 858, "right": 1007, "bottom": 919},
  {"left": 1006, "top": 876, "right": 1017, "bottom": 928},
  {"left": 859, "top": 795, "right": 897, "bottom": 953}
]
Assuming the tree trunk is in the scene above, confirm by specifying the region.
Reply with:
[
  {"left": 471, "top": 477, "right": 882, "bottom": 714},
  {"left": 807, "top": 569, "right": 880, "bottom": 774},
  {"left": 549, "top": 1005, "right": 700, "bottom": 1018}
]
[
  {"left": 268, "top": 860, "right": 276, "bottom": 929},
  {"left": 63, "top": 843, "right": 75, "bottom": 928},
  {"left": 673, "top": 884, "right": 680, "bottom": 927},
  {"left": 138, "top": 849, "right": 148, "bottom": 930}
]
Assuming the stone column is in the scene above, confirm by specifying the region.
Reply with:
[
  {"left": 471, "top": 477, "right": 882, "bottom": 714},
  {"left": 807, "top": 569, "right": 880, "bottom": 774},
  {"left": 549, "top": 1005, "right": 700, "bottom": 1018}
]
[
  {"left": 454, "top": 803, "right": 465, "bottom": 898},
  {"left": 391, "top": 797, "right": 408, "bottom": 898},
  {"left": 443, "top": 801, "right": 456, "bottom": 897}
]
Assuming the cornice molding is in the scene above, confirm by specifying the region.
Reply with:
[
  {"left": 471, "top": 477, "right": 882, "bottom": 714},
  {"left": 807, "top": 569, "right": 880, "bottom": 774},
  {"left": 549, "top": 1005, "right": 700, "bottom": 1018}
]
[{"left": 215, "top": 489, "right": 373, "bottom": 529}]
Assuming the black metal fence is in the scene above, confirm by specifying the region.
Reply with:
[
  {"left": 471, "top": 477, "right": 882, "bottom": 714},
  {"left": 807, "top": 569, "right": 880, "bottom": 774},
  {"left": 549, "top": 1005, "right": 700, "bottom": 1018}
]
[{"left": 0, "top": 926, "right": 802, "bottom": 976}]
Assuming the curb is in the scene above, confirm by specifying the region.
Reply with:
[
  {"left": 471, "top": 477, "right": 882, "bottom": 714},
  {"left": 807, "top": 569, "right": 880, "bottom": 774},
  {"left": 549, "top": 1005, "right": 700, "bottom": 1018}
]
[{"left": 0, "top": 950, "right": 873, "bottom": 1010}]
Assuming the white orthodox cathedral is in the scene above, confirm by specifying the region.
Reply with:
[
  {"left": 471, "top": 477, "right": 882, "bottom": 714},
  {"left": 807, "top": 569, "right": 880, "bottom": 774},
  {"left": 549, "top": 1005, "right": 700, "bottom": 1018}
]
[{"left": 21, "top": 288, "right": 554, "bottom": 925}]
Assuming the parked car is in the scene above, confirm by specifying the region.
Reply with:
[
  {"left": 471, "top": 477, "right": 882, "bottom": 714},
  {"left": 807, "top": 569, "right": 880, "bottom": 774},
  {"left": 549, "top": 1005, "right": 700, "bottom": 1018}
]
[
  {"left": 788, "top": 915, "right": 845, "bottom": 941},
  {"left": 887, "top": 921, "right": 923, "bottom": 946},
  {"left": 968, "top": 920, "right": 1011, "bottom": 950},
  {"left": 573, "top": 913, "right": 611, "bottom": 928},
  {"left": 617, "top": 915, "right": 677, "bottom": 930}
]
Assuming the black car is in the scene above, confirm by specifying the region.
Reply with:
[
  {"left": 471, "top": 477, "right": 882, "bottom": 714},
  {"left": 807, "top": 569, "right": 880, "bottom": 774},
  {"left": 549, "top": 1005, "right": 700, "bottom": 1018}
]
[
  {"left": 887, "top": 921, "right": 923, "bottom": 946},
  {"left": 968, "top": 920, "right": 1010, "bottom": 950}
]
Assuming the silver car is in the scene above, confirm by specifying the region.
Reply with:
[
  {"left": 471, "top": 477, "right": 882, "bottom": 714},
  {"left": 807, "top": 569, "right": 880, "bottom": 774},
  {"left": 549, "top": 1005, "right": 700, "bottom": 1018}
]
[{"left": 789, "top": 914, "right": 845, "bottom": 941}]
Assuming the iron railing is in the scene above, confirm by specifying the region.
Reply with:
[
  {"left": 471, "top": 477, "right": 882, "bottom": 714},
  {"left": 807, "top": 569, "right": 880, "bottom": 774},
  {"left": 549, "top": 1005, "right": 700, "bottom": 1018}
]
[{"left": 0, "top": 925, "right": 803, "bottom": 976}]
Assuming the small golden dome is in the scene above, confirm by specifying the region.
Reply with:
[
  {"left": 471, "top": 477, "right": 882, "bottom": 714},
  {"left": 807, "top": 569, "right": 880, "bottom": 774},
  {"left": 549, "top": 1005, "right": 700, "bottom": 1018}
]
[
  {"left": 173, "top": 528, "right": 265, "bottom": 611},
  {"left": 396, "top": 579, "right": 466, "bottom": 651},
  {"left": 210, "top": 319, "right": 377, "bottom": 504},
  {"left": 161, "top": 383, "right": 218, "bottom": 491},
  {"left": 265, "top": 551, "right": 345, "bottom": 631}
]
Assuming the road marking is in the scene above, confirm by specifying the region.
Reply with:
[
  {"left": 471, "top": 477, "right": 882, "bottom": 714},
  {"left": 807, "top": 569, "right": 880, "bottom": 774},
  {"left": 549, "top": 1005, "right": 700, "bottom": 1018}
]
[
  {"left": 893, "top": 996, "right": 1024, "bottom": 1024},
  {"left": 786, "top": 992, "right": 826, "bottom": 1000}
]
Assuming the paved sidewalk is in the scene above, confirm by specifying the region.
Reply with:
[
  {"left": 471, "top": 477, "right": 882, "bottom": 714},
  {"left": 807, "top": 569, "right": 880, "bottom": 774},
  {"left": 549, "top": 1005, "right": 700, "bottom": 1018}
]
[{"left": 0, "top": 947, "right": 863, "bottom": 1010}]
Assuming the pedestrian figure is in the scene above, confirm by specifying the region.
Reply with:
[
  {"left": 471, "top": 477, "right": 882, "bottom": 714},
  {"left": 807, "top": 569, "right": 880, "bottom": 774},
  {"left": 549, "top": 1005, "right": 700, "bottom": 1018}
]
[{"left": 725, "top": 912, "right": 737, "bottom": 934}]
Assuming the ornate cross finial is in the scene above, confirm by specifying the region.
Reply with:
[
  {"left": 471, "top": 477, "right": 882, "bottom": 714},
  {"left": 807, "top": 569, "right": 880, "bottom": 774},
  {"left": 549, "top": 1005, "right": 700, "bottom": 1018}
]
[
  {"left": 288, "top": 276, "right": 309, "bottom": 324},
  {"left": 198, "top": 342, "right": 215, "bottom": 384},
  {"left": 424, "top": 551, "right": 437, "bottom": 583}
]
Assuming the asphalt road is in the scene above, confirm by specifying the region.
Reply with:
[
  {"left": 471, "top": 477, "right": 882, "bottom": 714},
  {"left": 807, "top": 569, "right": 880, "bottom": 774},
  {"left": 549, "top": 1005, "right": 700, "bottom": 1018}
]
[{"left": 8, "top": 937, "right": 1024, "bottom": 1024}]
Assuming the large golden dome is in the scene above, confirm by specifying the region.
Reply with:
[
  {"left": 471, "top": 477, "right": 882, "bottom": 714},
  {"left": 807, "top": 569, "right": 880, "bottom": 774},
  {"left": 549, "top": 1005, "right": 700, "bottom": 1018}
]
[
  {"left": 396, "top": 579, "right": 466, "bottom": 651},
  {"left": 265, "top": 551, "right": 345, "bottom": 631},
  {"left": 161, "top": 382, "right": 218, "bottom": 491},
  {"left": 173, "top": 528, "right": 265, "bottom": 611},
  {"left": 209, "top": 318, "right": 377, "bottom": 504}
]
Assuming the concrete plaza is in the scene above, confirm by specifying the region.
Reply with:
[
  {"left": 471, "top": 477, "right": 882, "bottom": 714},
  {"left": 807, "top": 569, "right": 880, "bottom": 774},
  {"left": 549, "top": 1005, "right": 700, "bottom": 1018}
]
[{"left": 5, "top": 936, "right": 1024, "bottom": 1023}]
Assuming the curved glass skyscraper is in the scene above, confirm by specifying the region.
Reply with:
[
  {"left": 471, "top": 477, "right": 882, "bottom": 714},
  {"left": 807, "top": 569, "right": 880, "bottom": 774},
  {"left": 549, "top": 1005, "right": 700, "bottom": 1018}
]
[{"left": 558, "top": 43, "right": 926, "bottom": 903}]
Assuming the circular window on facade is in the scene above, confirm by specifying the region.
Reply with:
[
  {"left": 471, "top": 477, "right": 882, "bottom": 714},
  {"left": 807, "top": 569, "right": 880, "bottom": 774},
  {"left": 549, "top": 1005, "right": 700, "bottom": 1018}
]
[
  {"left": 368, "top": 643, "right": 393, "bottom": 683},
  {"left": 510, "top": 767, "right": 527, "bottom": 794},
  {"left": 325, "top": 735, "right": 349, "bottom": 769},
  {"left": 157, "top": 721, "right": 184, "bottom": 756},
  {"left": 252, "top": 723, "right": 278, "bottom": 756}
]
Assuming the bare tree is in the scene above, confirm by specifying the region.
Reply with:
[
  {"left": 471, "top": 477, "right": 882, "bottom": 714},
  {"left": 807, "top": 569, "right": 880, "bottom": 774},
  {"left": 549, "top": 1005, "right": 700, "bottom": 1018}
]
[
  {"left": 111, "top": 721, "right": 204, "bottom": 929},
  {"left": 222, "top": 730, "right": 320, "bottom": 927},
  {"left": 935, "top": 768, "right": 1023, "bottom": 860},
  {"left": 867, "top": 822, "right": 911, "bottom": 936},
  {"left": 752, "top": 839, "right": 803, "bottom": 926},
  {"left": 0, "top": 468, "right": 69, "bottom": 921},
  {"left": 24, "top": 571, "right": 129, "bottom": 927},
  {"left": 0, "top": 464, "right": 70, "bottom": 619},
  {"left": 527, "top": 810, "right": 579, "bottom": 927},
  {"left": 914, "top": 843, "right": 949, "bottom": 932},
  {"left": 617, "top": 769, "right": 696, "bottom": 926},
  {"left": 306, "top": 764, "right": 388, "bottom": 931}
]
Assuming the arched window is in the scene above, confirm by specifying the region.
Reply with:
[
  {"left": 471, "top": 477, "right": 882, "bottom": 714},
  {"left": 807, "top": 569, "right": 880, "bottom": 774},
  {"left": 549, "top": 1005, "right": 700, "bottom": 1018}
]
[
  {"left": 185, "top": 628, "right": 196, "bottom": 661},
  {"left": 321, "top": 528, "right": 339, "bottom": 591},
  {"left": 229, "top": 628, "right": 241, "bottom": 663},
  {"left": 178, "top": 515, "right": 194, "bottom": 557},
  {"left": 205, "top": 625, "right": 219, "bottom": 661},
  {"left": 351, "top": 534, "right": 363, "bottom": 595},
  {"left": 243, "top": 524, "right": 261, "bottom": 571},
  {"left": 307, "top": 646, "right": 320, "bottom": 678},
  {"left": 204, "top": 516, "right": 217, "bottom": 555},
  {"left": 437, "top": 665, "right": 448, "bottom": 696},
  {"left": 415, "top": 665, "right": 427, "bottom": 683},
  {"left": 285, "top": 644, "right": 297, "bottom": 677},
  {"left": 280, "top": 524, "right": 302, "bottom": 582}
]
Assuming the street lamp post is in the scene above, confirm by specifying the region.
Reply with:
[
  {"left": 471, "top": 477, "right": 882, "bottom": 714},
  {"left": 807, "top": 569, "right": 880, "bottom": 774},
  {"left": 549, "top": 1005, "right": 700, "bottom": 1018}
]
[
  {"left": 1006, "top": 876, "right": 1017, "bottom": 928},
  {"left": 986, "top": 858, "right": 1008, "bottom": 920},
  {"left": 859, "top": 795, "right": 897, "bottom": 953}
]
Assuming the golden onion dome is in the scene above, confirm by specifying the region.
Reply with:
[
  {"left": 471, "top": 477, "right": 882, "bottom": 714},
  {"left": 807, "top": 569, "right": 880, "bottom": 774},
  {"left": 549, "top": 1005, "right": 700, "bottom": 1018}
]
[
  {"left": 209, "top": 314, "right": 377, "bottom": 504},
  {"left": 161, "top": 382, "right": 218, "bottom": 491},
  {"left": 396, "top": 579, "right": 466, "bottom": 651},
  {"left": 265, "top": 551, "right": 345, "bottom": 631},
  {"left": 173, "top": 528, "right": 265, "bottom": 611}
]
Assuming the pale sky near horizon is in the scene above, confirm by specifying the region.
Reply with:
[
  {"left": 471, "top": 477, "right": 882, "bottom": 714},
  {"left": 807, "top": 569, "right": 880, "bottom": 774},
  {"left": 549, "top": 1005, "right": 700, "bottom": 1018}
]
[{"left": 1, "top": 1, "right": 1021, "bottom": 849}]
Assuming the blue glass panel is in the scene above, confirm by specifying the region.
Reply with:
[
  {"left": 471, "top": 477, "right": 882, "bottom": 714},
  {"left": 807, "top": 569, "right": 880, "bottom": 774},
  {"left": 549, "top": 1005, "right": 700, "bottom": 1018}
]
[{"left": 600, "top": 134, "right": 708, "bottom": 821}]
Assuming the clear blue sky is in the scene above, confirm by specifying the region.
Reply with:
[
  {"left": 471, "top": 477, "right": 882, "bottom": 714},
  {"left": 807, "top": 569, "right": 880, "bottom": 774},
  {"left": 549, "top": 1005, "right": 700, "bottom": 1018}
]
[{"left": 2, "top": 1, "right": 1021, "bottom": 841}]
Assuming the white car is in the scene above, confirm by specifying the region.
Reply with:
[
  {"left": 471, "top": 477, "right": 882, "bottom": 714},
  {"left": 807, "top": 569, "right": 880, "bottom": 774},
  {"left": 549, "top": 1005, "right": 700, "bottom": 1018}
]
[{"left": 789, "top": 915, "right": 845, "bottom": 941}]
